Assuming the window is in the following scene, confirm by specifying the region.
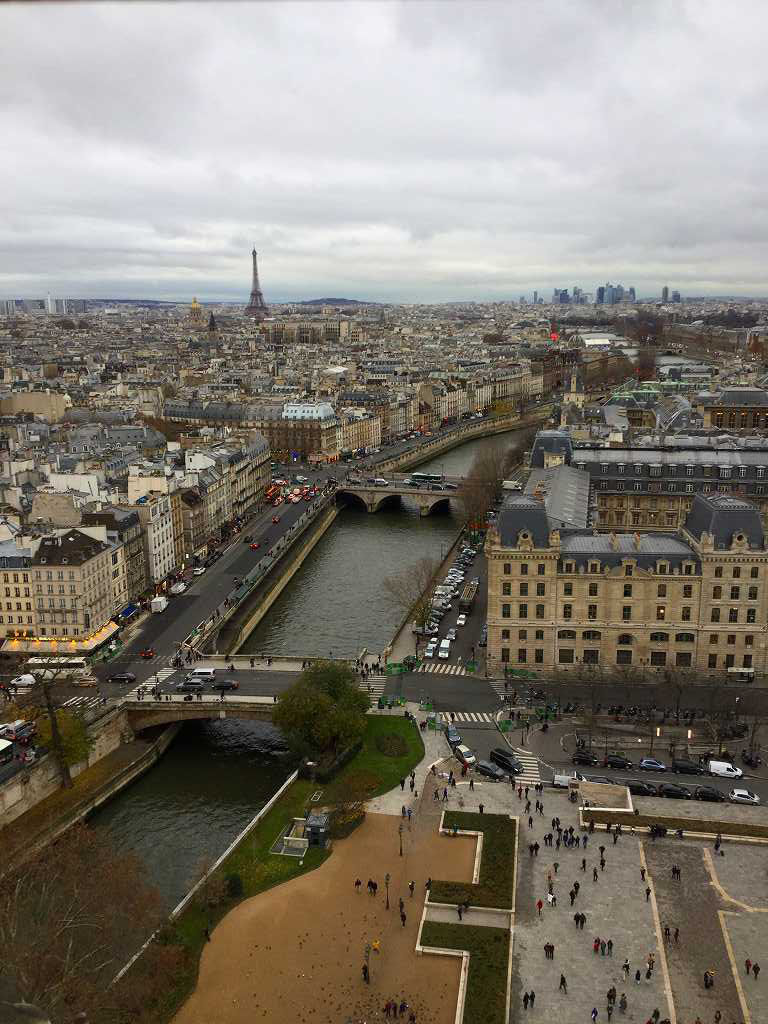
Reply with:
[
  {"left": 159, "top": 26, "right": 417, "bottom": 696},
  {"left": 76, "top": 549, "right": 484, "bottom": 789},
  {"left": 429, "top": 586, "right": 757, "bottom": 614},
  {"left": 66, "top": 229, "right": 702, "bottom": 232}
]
[
  {"left": 725, "top": 654, "right": 735, "bottom": 669},
  {"left": 518, "top": 629, "right": 527, "bottom": 640},
  {"left": 729, "top": 608, "right": 738, "bottom": 623},
  {"left": 622, "top": 606, "right": 632, "bottom": 621},
  {"left": 583, "top": 649, "right": 599, "bottom": 664},
  {"left": 616, "top": 649, "right": 633, "bottom": 665},
  {"left": 502, "top": 582, "right": 511, "bottom": 596},
  {"left": 589, "top": 562, "right": 600, "bottom": 574},
  {"left": 502, "top": 629, "right": 510, "bottom": 640},
  {"left": 563, "top": 582, "right": 573, "bottom": 596},
  {"left": 657, "top": 584, "right": 667, "bottom": 601},
  {"left": 746, "top": 634, "right": 754, "bottom": 646},
  {"left": 675, "top": 652, "right": 692, "bottom": 667},
  {"left": 709, "top": 633, "right": 718, "bottom": 644},
  {"left": 558, "top": 648, "right": 574, "bottom": 664},
  {"left": 650, "top": 632, "right": 669, "bottom": 643},
  {"left": 708, "top": 653, "right": 717, "bottom": 669},
  {"left": 537, "top": 563, "right": 545, "bottom": 576},
  {"left": 751, "top": 566, "right": 759, "bottom": 578},
  {"left": 519, "top": 582, "right": 528, "bottom": 596},
  {"left": 518, "top": 603, "right": 527, "bottom": 618},
  {"left": 713, "top": 586, "right": 722, "bottom": 599},
  {"left": 535, "top": 649, "right": 544, "bottom": 664},
  {"left": 518, "top": 649, "right": 527, "bottom": 663},
  {"left": 747, "top": 608, "right": 756, "bottom": 623},
  {"left": 727, "top": 634, "right": 736, "bottom": 645},
  {"left": 582, "top": 630, "right": 602, "bottom": 641},
  {"left": 563, "top": 604, "right": 572, "bottom": 619},
  {"left": 743, "top": 654, "right": 753, "bottom": 668},
  {"left": 715, "top": 566, "right": 723, "bottom": 578},
  {"left": 558, "top": 630, "right": 576, "bottom": 640},
  {"left": 617, "top": 633, "right": 633, "bottom": 645},
  {"left": 683, "top": 585, "right": 693, "bottom": 598},
  {"left": 501, "top": 648, "right": 510, "bottom": 663},
  {"left": 681, "top": 606, "right": 691, "bottom": 621},
  {"left": 565, "top": 563, "right": 574, "bottom": 573},
  {"left": 656, "top": 606, "right": 666, "bottom": 621},
  {"left": 650, "top": 651, "right": 666, "bottom": 666},
  {"left": 749, "top": 587, "right": 758, "bottom": 600},
  {"left": 625, "top": 565, "right": 633, "bottom": 577},
  {"left": 711, "top": 608, "right": 721, "bottom": 623},
  {"left": 536, "top": 582, "right": 545, "bottom": 596},
  {"left": 536, "top": 604, "right": 545, "bottom": 619},
  {"left": 731, "top": 586, "right": 740, "bottom": 600},
  {"left": 520, "top": 563, "right": 528, "bottom": 575},
  {"left": 623, "top": 584, "right": 632, "bottom": 598},
  {"left": 589, "top": 583, "right": 599, "bottom": 597},
  {"left": 535, "top": 630, "right": 544, "bottom": 640},
  {"left": 502, "top": 604, "right": 511, "bottom": 618},
  {"left": 675, "top": 632, "right": 695, "bottom": 643},
  {"left": 503, "top": 563, "right": 511, "bottom": 575},
  {"left": 588, "top": 604, "right": 598, "bottom": 620},
  {"left": 733, "top": 566, "right": 741, "bottom": 579}
]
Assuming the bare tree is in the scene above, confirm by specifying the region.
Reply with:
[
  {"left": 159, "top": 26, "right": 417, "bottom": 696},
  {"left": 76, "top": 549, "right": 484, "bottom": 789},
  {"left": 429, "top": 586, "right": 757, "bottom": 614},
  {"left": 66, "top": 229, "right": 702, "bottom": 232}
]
[{"left": 383, "top": 557, "right": 439, "bottom": 648}]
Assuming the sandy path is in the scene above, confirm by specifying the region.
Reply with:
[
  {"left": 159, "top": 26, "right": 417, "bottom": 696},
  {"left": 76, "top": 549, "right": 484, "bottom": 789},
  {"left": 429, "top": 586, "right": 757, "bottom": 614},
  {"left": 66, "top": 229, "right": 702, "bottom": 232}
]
[{"left": 174, "top": 806, "right": 476, "bottom": 1024}]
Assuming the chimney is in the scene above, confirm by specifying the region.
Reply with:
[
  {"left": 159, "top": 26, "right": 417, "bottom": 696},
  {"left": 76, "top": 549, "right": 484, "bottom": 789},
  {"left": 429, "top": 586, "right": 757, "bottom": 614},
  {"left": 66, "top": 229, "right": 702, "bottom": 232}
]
[
  {"left": 633, "top": 532, "right": 641, "bottom": 549},
  {"left": 609, "top": 532, "right": 618, "bottom": 551}
]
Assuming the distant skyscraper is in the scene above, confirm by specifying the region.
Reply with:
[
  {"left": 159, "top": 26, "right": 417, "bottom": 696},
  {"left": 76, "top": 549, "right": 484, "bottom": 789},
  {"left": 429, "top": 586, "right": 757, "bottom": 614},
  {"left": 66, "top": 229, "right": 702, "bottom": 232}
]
[
  {"left": 596, "top": 285, "right": 605, "bottom": 305},
  {"left": 533, "top": 290, "right": 538, "bottom": 305},
  {"left": 671, "top": 290, "right": 681, "bottom": 303},
  {"left": 628, "top": 286, "right": 636, "bottom": 302},
  {"left": 662, "top": 285, "right": 669, "bottom": 303},
  {"left": 244, "top": 247, "right": 268, "bottom": 320}
]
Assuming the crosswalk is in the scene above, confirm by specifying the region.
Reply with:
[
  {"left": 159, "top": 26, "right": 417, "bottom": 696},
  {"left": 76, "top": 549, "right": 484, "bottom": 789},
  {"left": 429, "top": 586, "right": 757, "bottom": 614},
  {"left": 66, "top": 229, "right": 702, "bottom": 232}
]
[
  {"left": 360, "top": 673, "right": 387, "bottom": 704},
  {"left": 444, "top": 711, "right": 496, "bottom": 725},
  {"left": 417, "top": 663, "right": 467, "bottom": 675},
  {"left": 509, "top": 750, "right": 542, "bottom": 786},
  {"left": 124, "top": 668, "right": 176, "bottom": 699}
]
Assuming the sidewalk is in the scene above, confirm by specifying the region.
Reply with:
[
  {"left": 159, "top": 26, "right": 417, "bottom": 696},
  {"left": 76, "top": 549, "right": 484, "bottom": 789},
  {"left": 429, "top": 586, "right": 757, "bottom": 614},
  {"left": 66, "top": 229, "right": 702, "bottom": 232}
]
[{"left": 367, "top": 704, "right": 450, "bottom": 816}]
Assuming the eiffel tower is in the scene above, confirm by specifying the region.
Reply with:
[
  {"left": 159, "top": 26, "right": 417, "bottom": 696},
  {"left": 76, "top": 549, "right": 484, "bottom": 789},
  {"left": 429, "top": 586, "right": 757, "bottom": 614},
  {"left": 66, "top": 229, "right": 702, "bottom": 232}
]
[{"left": 244, "top": 247, "right": 268, "bottom": 319}]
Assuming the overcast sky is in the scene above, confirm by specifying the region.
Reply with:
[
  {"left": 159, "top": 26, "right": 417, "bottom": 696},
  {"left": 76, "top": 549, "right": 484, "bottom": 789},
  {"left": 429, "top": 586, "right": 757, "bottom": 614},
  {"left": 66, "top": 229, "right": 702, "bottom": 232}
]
[{"left": 2, "top": 1, "right": 768, "bottom": 303}]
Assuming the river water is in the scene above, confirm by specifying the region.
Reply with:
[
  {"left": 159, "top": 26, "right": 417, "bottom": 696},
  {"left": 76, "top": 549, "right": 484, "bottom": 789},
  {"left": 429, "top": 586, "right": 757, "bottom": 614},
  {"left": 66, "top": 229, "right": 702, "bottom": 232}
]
[{"left": 91, "top": 429, "right": 520, "bottom": 906}]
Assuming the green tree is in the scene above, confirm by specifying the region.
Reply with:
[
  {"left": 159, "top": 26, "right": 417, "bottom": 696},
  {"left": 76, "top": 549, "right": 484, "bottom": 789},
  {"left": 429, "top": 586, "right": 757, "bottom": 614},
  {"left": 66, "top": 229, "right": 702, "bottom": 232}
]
[
  {"left": 273, "top": 661, "right": 369, "bottom": 759},
  {"left": 33, "top": 707, "right": 92, "bottom": 769}
]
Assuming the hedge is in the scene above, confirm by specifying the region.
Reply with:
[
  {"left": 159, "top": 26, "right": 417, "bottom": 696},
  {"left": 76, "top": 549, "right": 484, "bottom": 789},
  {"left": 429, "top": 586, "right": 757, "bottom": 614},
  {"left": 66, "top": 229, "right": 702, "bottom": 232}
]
[
  {"left": 430, "top": 811, "right": 516, "bottom": 909},
  {"left": 583, "top": 807, "right": 768, "bottom": 840}
]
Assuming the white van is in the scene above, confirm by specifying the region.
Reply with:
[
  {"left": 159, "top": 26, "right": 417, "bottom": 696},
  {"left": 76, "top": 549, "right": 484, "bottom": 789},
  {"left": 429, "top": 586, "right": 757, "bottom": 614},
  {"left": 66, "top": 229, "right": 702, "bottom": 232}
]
[
  {"left": 708, "top": 759, "right": 743, "bottom": 779},
  {"left": 0, "top": 738, "right": 13, "bottom": 765},
  {"left": 438, "top": 639, "right": 451, "bottom": 660},
  {"left": 10, "top": 673, "right": 36, "bottom": 689},
  {"left": 185, "top": 667, "right": 216, "bottom": 681}
]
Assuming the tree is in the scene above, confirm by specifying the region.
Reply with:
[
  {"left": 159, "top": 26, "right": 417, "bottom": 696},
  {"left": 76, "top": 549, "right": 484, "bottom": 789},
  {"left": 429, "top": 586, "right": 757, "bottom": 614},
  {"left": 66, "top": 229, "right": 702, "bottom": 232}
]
[
  {"left": 0, "top": 824, "right": 161, "bottom": 1021},
  {"left": 323, "top": 772, "right": 375, "bottom": 837},
  {"left": 382, "top": 556, "right": 439, "bottom": 647},
  {"left": 272, "top": 661, "right": 369, "bottom": 761},
  {"left": 32, "top": 706, "right": 92, "bottom": 771}
]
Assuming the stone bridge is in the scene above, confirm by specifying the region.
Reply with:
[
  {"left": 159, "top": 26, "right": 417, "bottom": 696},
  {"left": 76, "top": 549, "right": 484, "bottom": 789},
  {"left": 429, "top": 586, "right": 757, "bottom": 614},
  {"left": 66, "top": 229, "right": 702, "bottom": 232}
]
[
  {"left": 336, "top": 475, "right": 463, "bottom": 516},
  {"left": 124, "top": 694, "right": 277, "bottom": 732}
]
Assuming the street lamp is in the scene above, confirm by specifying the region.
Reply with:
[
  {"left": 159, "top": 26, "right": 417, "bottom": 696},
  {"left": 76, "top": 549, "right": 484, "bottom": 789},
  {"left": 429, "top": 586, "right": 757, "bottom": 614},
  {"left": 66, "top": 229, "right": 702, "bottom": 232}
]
[
  {"left": 385, "top": 871, "right": 391, "bottom": 909},
  {"left": 398, "top": 821, "right": 404, "bottom": 857}
]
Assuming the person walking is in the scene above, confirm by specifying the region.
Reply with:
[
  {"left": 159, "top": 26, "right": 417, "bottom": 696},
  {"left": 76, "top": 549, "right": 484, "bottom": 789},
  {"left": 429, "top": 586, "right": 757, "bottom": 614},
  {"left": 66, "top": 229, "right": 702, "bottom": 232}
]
[
  {"left": 536, "top": 898, "right": 543, "bottom": 917},
  {"left": 645, "top": 886, "right": 651, "bottom": 902},
  {"left": 753, "top": 962, "right": 761, "bottom": 979},
  {"left": 523, "top": 992, "right": 530, "bottom": 1011},
  {"left": 362, "top": 963, "right": 369, "bottom": 984},
  {"left": 409, "top": 880, "right": 415, "bottom": 897},
  {"left": 529, "top": 990, "right": 535, "bottom": 1009},
  {"left": 400, "top": 910, "right": 407, "bottom": 927},
  {"left": 745, "top": 958, "right": 753, "bottom": 976},
  {"left": 457, "top": 903, "right": 463, "bottom": 920},
  {"left": 607, "top": 939, "right": 613, "bottom": 956},
  {"left": 622, "top": 959, "right": 630, "bottom": 980},
  {"left": 355, "top": 878, "right": 362, "bottom": 893},
  {"left": 400, "top": 777, "right": 405, "bottom": 791},
  {"left": 559, "top": 974, "right": 568, "bottom": 994},
  {"left": 593, "top": 867, "right": 599, "bottom": 882},
  {"left": 479, "top": 802, "right": 484, "bottom": 814},
  {"left": 591, "top": 1008, "right": 598, "bottom": 1021}
]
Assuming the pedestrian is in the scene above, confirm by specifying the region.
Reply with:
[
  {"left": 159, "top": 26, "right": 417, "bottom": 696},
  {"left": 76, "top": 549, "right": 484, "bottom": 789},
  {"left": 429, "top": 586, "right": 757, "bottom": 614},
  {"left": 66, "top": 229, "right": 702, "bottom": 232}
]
[
  {"left": 600, "top": 940, "right": 606, "bottom": 956},
  {"left": 559, "top": 974, "right": 568, "bottom": 994},
  {"left": 407, "top": 808, "right": 412, "bottom": 822},
  {"left": 745, "top": 958, "right": 753, "bottom": 975},
  {"left": 528, "top": 815, "right": 534, "bottom": 828},
  {"left": 651, "top": 1010, "right": 660, "bottom": 1023},
  {"left": 536, "top": 898, "right": 543, "bottom": 917},
  {"left": 409, "top": 880, "right": 415, "bottom": 897},
  {"left": 553, "top": 861, "right": 559, "bottom": 874},
  {"left": 479, "top": 802, "right": 484, "bottom": 814},
  {"left": 362, "top": 963, "right": 369, "bottom": 984},
  {"left": 622, "top": 959, "right": 630, "bottom": 979},
  {"left": 372, "top": 881, "right": 378, "bottom": 897},
  {"left": 400, "top": 777, "right": 405, "bottom": 791},
  {"left": 600, "top": 857, "right": 606, "bottom": 872},
  {"left": 663, "top": 925, "right": 670, "bottom": 942},
  {"left": 523, "top": 993, "right": 530, "bottom": 1010},
  {"left": 400, "top": 910, "right": 407, "bottom": 927},
  {"left": 442, "top": 787, "right": 448, "bottom": 802},
  {"left": 646, "top": 967, "right": 652, "bottom": 981},
  {"left": 634, "top": 970, "right": 641, "bottom": 984},
  {"left": 640, "top": 867, "right": 646, "bottom": 882},
  {"left": 593, "top": 938, "right": 600, "bottom": 954},
  {"left": 645, "top": 886, "right": 651, "bottom": 902},
  {"left": 607, "top": 939, "right": 613, "bottom": 956},
  {"left": 753, "top": 962, "right": 760, "bottom": 979},
  {"left": 469, "top": 777, "right": 474, "bottom": 791},
  {"left": 607, "top": 1005, "right": 613, "bottom": 1021},
  {"left": 355, "top": 878, "right": 362, "bottom": 893},
  {"left": 591, "top": 1009, "right": 598, "bottom": 1022},
  {"left": 457, "top": 903, "right": 463, "bottom": 920},
  {"left": 529, "top": 990, "right": 535, "bottom": 1008},
  {"left": 425, "top": 877, "right": 432, "bottom": 892},
  {"left": 399, "top": 1000, "right": 408, "bottom": 1017},
  {"left": 582, "top": 857, "right": 586, "bottom": 871},
  {"left": 673, "top": 927, "right": 679, "bottom": 944},
  {"left": 594, "top": 867, "right": 599, "bottom": 882},
  {"left": 618, "top": 993, "right": 627, "bottom": 1013},
  {"left": 409, "top": 777, "right": 415, "bottom": 792}
]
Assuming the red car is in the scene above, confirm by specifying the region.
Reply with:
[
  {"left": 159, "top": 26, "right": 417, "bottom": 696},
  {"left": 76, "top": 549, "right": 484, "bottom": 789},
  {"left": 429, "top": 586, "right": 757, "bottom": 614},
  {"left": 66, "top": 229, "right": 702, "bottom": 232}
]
[
  {"left": 139, "top": 648, "right": 156, "bottom": 659},
  {"left": 250, "top": 542, "right": 261, "bottom": 550},
  {"left": 272, "top": 516, "right": 280, "bottom": 524}
]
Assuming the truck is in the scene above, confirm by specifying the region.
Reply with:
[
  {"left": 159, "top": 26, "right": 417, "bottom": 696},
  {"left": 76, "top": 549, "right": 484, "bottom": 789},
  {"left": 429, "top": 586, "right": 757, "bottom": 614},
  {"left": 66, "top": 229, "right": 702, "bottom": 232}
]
[
  {"left": 459, "top": 582, "right": 478, "bottom": 613},
  {"left": 151, "top": 595, "right": 169, "bottom": 614}
]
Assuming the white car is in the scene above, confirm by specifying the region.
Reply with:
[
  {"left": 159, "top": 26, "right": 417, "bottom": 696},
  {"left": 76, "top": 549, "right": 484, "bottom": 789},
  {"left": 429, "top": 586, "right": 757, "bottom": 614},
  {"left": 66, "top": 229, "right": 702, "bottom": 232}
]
[
  {"left": 192, "top": 566, "right": 206, "bottom": 576},
  {"left": 169, "top": 582, "right": 187, "bottom": 595},
  {"left": 424, "top": 643, "right": 437, "bottom": 658},
  {"left": 446, "top": 628, "right": 457, "bottom": 641},
  {"left": 729, "top": 788, "right": 761, "bottom": 805},
  {"left": 456, "top": 614, "right": 467, "bottom": 626}
]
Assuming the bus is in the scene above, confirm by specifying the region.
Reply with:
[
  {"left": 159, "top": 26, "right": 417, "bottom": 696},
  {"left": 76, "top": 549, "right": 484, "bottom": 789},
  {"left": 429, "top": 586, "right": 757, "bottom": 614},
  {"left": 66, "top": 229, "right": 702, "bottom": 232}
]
[
  {"left": 24, "top": 656, "right": 89, "bottom": 680},
  {"left": 265, "top": 485, "right": 280, "bottom": 505},
  {"left": 410, "top": 472, "right": 443, "bottom": 484}
]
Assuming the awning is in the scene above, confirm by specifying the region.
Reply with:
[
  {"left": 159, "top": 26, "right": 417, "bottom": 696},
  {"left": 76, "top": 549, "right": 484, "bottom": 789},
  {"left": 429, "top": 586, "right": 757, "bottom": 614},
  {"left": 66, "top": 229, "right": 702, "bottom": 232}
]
[
  {"left": 0, "top": 620, "right": 121, "bottom": 655},
  {"left": 119, "top": 603, "right": 139, "bottom": 619}
]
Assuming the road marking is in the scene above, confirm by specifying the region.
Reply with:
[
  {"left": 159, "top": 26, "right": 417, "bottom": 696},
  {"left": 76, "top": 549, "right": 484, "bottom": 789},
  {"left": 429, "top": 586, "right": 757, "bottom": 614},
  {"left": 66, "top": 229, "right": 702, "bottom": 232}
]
[
  {"left": 718, "top": 910, "right": 753, "bottom": 1024},
  {"left": 638, "top": 842, "right": 677, "bottom": 1024}
]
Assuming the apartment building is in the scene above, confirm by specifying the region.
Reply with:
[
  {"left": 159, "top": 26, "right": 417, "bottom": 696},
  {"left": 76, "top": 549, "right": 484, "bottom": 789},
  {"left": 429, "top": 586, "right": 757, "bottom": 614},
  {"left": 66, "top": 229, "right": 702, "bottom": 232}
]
[
  {"left": 699, "top": 388, "right": 768, "bottom": 430},
  {"left": 126, "top": 493, "right": 177, "bottom": 586},
  {"left": 29, "top": 531, "right": 116, "bottom": 641},
  {"left": 486, "top": 493, "right": 768, "bottom": 679},
  {"left": 81, "top": 504, "right": 148, "bottom": 606}
]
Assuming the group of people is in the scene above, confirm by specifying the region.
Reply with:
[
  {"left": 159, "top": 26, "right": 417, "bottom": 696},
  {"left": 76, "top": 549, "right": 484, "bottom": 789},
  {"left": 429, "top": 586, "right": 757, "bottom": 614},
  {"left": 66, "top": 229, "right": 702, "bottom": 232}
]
[{"left": 382, "top": 999, "right": 415, "bottom": 1021}]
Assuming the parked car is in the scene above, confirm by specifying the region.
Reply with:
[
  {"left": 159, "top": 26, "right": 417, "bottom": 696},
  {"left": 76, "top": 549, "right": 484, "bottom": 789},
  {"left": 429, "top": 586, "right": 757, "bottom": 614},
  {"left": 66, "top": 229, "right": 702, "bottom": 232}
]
[
  {"left": 729, "top": 788, "right": 761, "bottom": 805},
  {"left": 108, "top": 671, "right": 136, "bottom": 684},
  {"left": 490, "top": 747, "right": 523, "bottom": 774},
  {"left": 211, "top": 679, "right": 240, "bottom": 692},
  {"left": 694, "top": 785, "right": 726, "bottom": 802},
  {"left": 176, "top": 679, "right": 205, "bottom": 691},
  {"left": 456, "top": 614, "right": 467, "bottom": 627},
  {"left": 741, "top": 750, "right": 762, "bottom": 768},
  {"left": 445, "top": 726, "right": 461, "bottom": 748},
  {"left": 638, "top": 757, "right": 667, "bottom": 772},
  {"left": 627, "top": 780, "right": 658, "bottom": 797},
  {"left": 475, "top": 760, "right": 506, "bottom": 782},
  {"left": 658, "top": 782, "right": 692, "bottom": 799},
  {"left": 572, "top": 750, "right": 599, "bottom": 767},
  {"left": 454, "top": 744, "right": 477, "bottom": 767},
  {"left": 424, "top": 642, "right": 437, "bottom": 659},
  {"left": 446, "top": 628, "right": 457, "bottom": 642},
  {"left": 603, "top": 754, "right": 633, "bottom": 770},
  {"left": 671, "top": 758, "right": 704, "bottom": 775},
  {"left": 192, "top": 566, "right": 206, "bottom": 576}
]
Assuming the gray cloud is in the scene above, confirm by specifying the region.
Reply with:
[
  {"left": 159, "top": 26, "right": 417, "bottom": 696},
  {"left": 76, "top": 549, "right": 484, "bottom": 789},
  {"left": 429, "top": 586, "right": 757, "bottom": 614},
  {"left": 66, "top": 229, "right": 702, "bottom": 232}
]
[{"left": 2, "top": 0, "right": 768, "bottom": 301}]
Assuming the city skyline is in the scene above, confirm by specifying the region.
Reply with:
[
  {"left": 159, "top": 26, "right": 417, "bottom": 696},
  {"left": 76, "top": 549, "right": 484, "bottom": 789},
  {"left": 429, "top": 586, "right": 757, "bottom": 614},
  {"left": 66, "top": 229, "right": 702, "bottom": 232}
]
[{"left": 3, "top": 2, "right": 768, "bottom": 302}]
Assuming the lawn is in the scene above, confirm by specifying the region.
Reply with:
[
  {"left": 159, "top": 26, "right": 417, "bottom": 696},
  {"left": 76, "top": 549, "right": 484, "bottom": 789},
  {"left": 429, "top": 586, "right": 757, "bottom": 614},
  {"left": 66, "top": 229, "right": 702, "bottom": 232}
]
[
  {"left": 122, "top": 714, "right": 424, "bottom": 1022},
  {"left": 420, "top": 922, "right": 510, "bottom": 1024},
  {"left": 334, "top": 713, "right": 424, "bottom": 797},
  {"left": 429, "top": 811, "right": 517, "bottom": 909}
]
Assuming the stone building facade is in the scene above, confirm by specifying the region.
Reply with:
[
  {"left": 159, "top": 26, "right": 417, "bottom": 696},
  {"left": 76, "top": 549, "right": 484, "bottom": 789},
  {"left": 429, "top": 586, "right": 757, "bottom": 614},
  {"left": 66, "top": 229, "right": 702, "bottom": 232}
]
[{"left": 486, "top": 493, "right": 768, "bottom": 679}]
